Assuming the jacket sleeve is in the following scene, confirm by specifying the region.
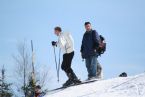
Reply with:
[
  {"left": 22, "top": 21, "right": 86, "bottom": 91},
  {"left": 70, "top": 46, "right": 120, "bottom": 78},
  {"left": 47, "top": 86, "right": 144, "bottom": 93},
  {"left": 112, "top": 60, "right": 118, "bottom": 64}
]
[
  {"left": 80, "top": 43, "right": 83, "bottom": 53},
  {"left": 80, "top": 34, "right": 84, "bottom": 52},
  {"left": 92, "top": 30, "right": 100, "bottom": 49}
]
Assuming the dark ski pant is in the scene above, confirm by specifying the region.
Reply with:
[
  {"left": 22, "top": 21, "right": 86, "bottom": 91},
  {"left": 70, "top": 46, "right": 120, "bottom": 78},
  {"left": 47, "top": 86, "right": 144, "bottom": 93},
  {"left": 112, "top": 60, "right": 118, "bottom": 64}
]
[{"left": 61, "top": 51, "right": 77, "bottom": 80}]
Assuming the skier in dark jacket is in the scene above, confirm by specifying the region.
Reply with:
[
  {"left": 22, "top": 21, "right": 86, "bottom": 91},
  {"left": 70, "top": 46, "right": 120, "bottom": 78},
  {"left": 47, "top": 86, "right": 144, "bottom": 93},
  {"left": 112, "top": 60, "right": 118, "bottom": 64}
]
[{"left": 81, "top": 22, "right": 102, "bottom": 80}]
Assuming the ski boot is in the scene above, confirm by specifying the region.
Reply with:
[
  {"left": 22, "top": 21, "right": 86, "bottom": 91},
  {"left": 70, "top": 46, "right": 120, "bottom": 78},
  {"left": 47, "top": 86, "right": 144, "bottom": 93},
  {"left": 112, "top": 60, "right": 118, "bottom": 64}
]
[
  {"left": 73, "top": 78, "right": 81, "bottom": 85},
  {"left": 70, "top": 72, "right": 81, "bottom": 84},
  {"left": 87, "top": 76, "right": 98, "bottom": 81},
  {"left": 63, "top": 79, "right": 74, "bottom": 87}
]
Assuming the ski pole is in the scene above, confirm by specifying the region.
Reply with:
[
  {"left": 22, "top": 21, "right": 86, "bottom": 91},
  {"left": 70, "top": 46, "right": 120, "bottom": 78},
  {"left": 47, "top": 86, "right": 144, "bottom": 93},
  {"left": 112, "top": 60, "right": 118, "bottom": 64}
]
[
  {"left": 57, "top": 48, "right": 61, "bottom": 82},
  {"left": 53, "top": 46, "right": 58, "bottom": 72},
  {"left": 53, "top": 46, "right": 59, "bottom": 82}
]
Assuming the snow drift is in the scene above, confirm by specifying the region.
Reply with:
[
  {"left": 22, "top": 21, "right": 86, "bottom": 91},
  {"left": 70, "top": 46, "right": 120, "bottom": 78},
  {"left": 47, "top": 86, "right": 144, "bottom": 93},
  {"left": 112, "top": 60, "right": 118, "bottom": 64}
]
[{"left": 45, "top": 73, "right": 145, "bottom": 97}]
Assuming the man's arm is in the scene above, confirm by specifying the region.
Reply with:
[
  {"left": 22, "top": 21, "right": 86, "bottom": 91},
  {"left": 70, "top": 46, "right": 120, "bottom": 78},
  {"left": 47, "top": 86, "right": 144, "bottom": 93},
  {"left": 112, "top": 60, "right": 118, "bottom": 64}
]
[
  {"left": 80, "top": 34, "right": 85, "bottom": 53},
  {"left": 80, "top": 34, "right": 85, "bottom": 59},
  {"left": 80, "top": 44, "right": 83, "bottom": 53}
]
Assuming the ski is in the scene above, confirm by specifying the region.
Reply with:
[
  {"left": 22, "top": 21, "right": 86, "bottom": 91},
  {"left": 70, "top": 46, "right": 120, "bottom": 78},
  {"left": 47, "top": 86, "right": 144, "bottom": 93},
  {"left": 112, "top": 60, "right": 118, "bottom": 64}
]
[
  {"left": 48, "top": 79, "right": 98, "bottom": 92},
  {"left": 66, "top": 79, "right": 99, "bottom": 87}
]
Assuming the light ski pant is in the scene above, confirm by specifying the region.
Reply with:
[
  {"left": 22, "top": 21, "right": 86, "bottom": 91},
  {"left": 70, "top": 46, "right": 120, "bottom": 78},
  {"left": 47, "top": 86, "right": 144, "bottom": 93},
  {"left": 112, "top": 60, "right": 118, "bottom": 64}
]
[{"left": 85, "top": 55, "right": 98, "bottom": 78}]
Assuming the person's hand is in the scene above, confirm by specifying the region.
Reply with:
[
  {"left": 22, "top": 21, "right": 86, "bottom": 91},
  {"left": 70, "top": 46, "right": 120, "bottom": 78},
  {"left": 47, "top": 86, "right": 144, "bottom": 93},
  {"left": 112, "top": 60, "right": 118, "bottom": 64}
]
[{"left": 51, "top": 41, "right": 57, "bottom": 46}]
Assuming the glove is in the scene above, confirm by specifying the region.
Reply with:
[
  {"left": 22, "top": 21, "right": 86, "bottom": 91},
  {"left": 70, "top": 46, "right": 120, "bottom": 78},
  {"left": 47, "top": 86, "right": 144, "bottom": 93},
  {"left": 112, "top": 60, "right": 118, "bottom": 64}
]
[{"left": 51, "top": 41, "right": 57, "bottom": 46}]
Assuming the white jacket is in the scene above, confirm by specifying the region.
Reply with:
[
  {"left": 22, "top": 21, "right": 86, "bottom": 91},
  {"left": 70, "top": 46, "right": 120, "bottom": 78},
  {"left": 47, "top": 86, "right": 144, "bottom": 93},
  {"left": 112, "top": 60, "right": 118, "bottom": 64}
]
[{"left": 57, "top": 32, "right": 74, "bottom": 54}]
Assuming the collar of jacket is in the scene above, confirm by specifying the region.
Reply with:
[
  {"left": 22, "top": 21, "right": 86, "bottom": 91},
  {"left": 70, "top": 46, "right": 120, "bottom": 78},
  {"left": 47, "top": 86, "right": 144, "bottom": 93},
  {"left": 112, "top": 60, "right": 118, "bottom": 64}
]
[
  {"left": 86, "top": 29, "right": 93, "bottom": 33},
  {"left": 58, "top": 32, "right": 63, "bottom": 36}
]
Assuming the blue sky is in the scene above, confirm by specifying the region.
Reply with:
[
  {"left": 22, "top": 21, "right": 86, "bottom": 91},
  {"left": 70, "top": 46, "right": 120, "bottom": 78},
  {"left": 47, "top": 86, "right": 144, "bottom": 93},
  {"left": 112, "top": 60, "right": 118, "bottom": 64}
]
[{"left": 0, "top": 0, "right": 145, "bottom": 90}]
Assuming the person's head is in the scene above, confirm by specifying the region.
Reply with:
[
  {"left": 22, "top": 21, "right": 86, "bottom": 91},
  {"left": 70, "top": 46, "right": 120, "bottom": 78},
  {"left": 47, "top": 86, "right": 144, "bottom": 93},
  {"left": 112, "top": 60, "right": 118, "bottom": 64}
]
[
  {"left": 35, "top": 85, "right": 41, "bottom": 94},
  {"left": 54, "top": 26, "right": 62, "bottom": 36},
  {"left": 84, "top": 22, "right": 92, "bottom": 31}
]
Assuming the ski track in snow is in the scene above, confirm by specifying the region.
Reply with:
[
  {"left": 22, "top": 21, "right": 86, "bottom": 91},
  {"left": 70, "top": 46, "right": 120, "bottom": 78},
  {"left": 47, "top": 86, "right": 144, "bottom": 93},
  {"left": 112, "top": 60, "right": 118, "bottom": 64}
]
[{"left": 45, "top": 73, "right": 145, "bottom": 97}]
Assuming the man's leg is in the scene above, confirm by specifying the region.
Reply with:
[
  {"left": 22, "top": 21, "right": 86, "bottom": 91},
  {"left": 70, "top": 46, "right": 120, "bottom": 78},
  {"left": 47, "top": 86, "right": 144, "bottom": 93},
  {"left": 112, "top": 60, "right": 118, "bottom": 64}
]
[
  {"left": 61, "top": 53, "right": 74, "bottom": 79},
  {"left": 61, "top": 53, "right": 68, "bottom": 73},
  {"left": 61, "top": 52, "right": 80, "bottom": 86},
  {"left": 65, "top": 52, "right": 80, "bottom": 82},
  {"left": 61, "top": 53, "right": 74, "bottom": 86},
  {"left": 90, "top": 55, "right": 97, "bottom": 78},
  {"left": 64, "top": 52, "right": 75, "bottom": 79},
  {"left": 96, "top": 62, "right": 103, "bottom": 79},
  {"left": 85, "top": 57, "right": 92, "bottom": 78}
]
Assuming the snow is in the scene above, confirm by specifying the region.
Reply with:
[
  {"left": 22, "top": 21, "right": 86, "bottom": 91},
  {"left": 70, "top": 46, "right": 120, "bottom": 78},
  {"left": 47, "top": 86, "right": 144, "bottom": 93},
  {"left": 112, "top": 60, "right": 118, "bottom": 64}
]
[{"left": 45, "top": 73, "right": 145, "bottom": 97}]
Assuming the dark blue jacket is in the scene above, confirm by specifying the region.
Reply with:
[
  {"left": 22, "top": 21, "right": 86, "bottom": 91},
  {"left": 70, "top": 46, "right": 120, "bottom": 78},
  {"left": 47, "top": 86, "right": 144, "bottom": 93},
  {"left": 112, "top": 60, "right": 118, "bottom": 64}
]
[{"left": 81, "top": 30, "right": 100, "bottom": 58}]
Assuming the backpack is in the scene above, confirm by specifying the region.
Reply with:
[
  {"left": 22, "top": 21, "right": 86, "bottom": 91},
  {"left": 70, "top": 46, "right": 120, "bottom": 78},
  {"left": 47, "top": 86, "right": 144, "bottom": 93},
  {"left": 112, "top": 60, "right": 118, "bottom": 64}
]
[
  {"left": 92, "top": 30, "right": 106, "bottom": 56},
  {"left": 98, "top": 35, "right": 106, "bottom": 56}
]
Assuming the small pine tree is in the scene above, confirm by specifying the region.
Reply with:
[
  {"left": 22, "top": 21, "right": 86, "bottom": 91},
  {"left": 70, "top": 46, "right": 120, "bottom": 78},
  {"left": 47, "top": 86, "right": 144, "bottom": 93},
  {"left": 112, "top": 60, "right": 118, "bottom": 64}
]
[
  {"left": 21, "top": 75, "right": 36, "bottom": 97},
  {"left": 0, "top": 65, "right": 13, "bottom": 97}
]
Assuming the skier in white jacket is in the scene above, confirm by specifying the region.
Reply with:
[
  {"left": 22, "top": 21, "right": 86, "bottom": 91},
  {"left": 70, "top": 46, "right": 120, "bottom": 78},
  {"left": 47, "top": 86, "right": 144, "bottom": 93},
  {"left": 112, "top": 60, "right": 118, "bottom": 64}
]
[{"left": 52, "top": 26, "right": 81, "bottom": 87}]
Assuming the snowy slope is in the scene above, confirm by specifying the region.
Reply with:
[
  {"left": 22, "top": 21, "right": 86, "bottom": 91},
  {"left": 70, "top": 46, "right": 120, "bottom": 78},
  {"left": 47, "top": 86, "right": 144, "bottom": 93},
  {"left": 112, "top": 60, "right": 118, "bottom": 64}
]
[{"left": 45, "top": 73, "right": 145, "bottom": 97}]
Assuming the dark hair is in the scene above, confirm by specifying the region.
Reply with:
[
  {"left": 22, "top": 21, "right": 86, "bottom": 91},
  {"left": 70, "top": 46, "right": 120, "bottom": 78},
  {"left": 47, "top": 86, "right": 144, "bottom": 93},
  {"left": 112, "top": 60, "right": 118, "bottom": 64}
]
[
  {"left": 54, "top": 26, "right": 62, "bottom": 32},
  {"left": 36, "top": 85, "right": 41, "bottom": 89},
  {"left": 84, "top": 22, "right": 91, "bottom": 26}
]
